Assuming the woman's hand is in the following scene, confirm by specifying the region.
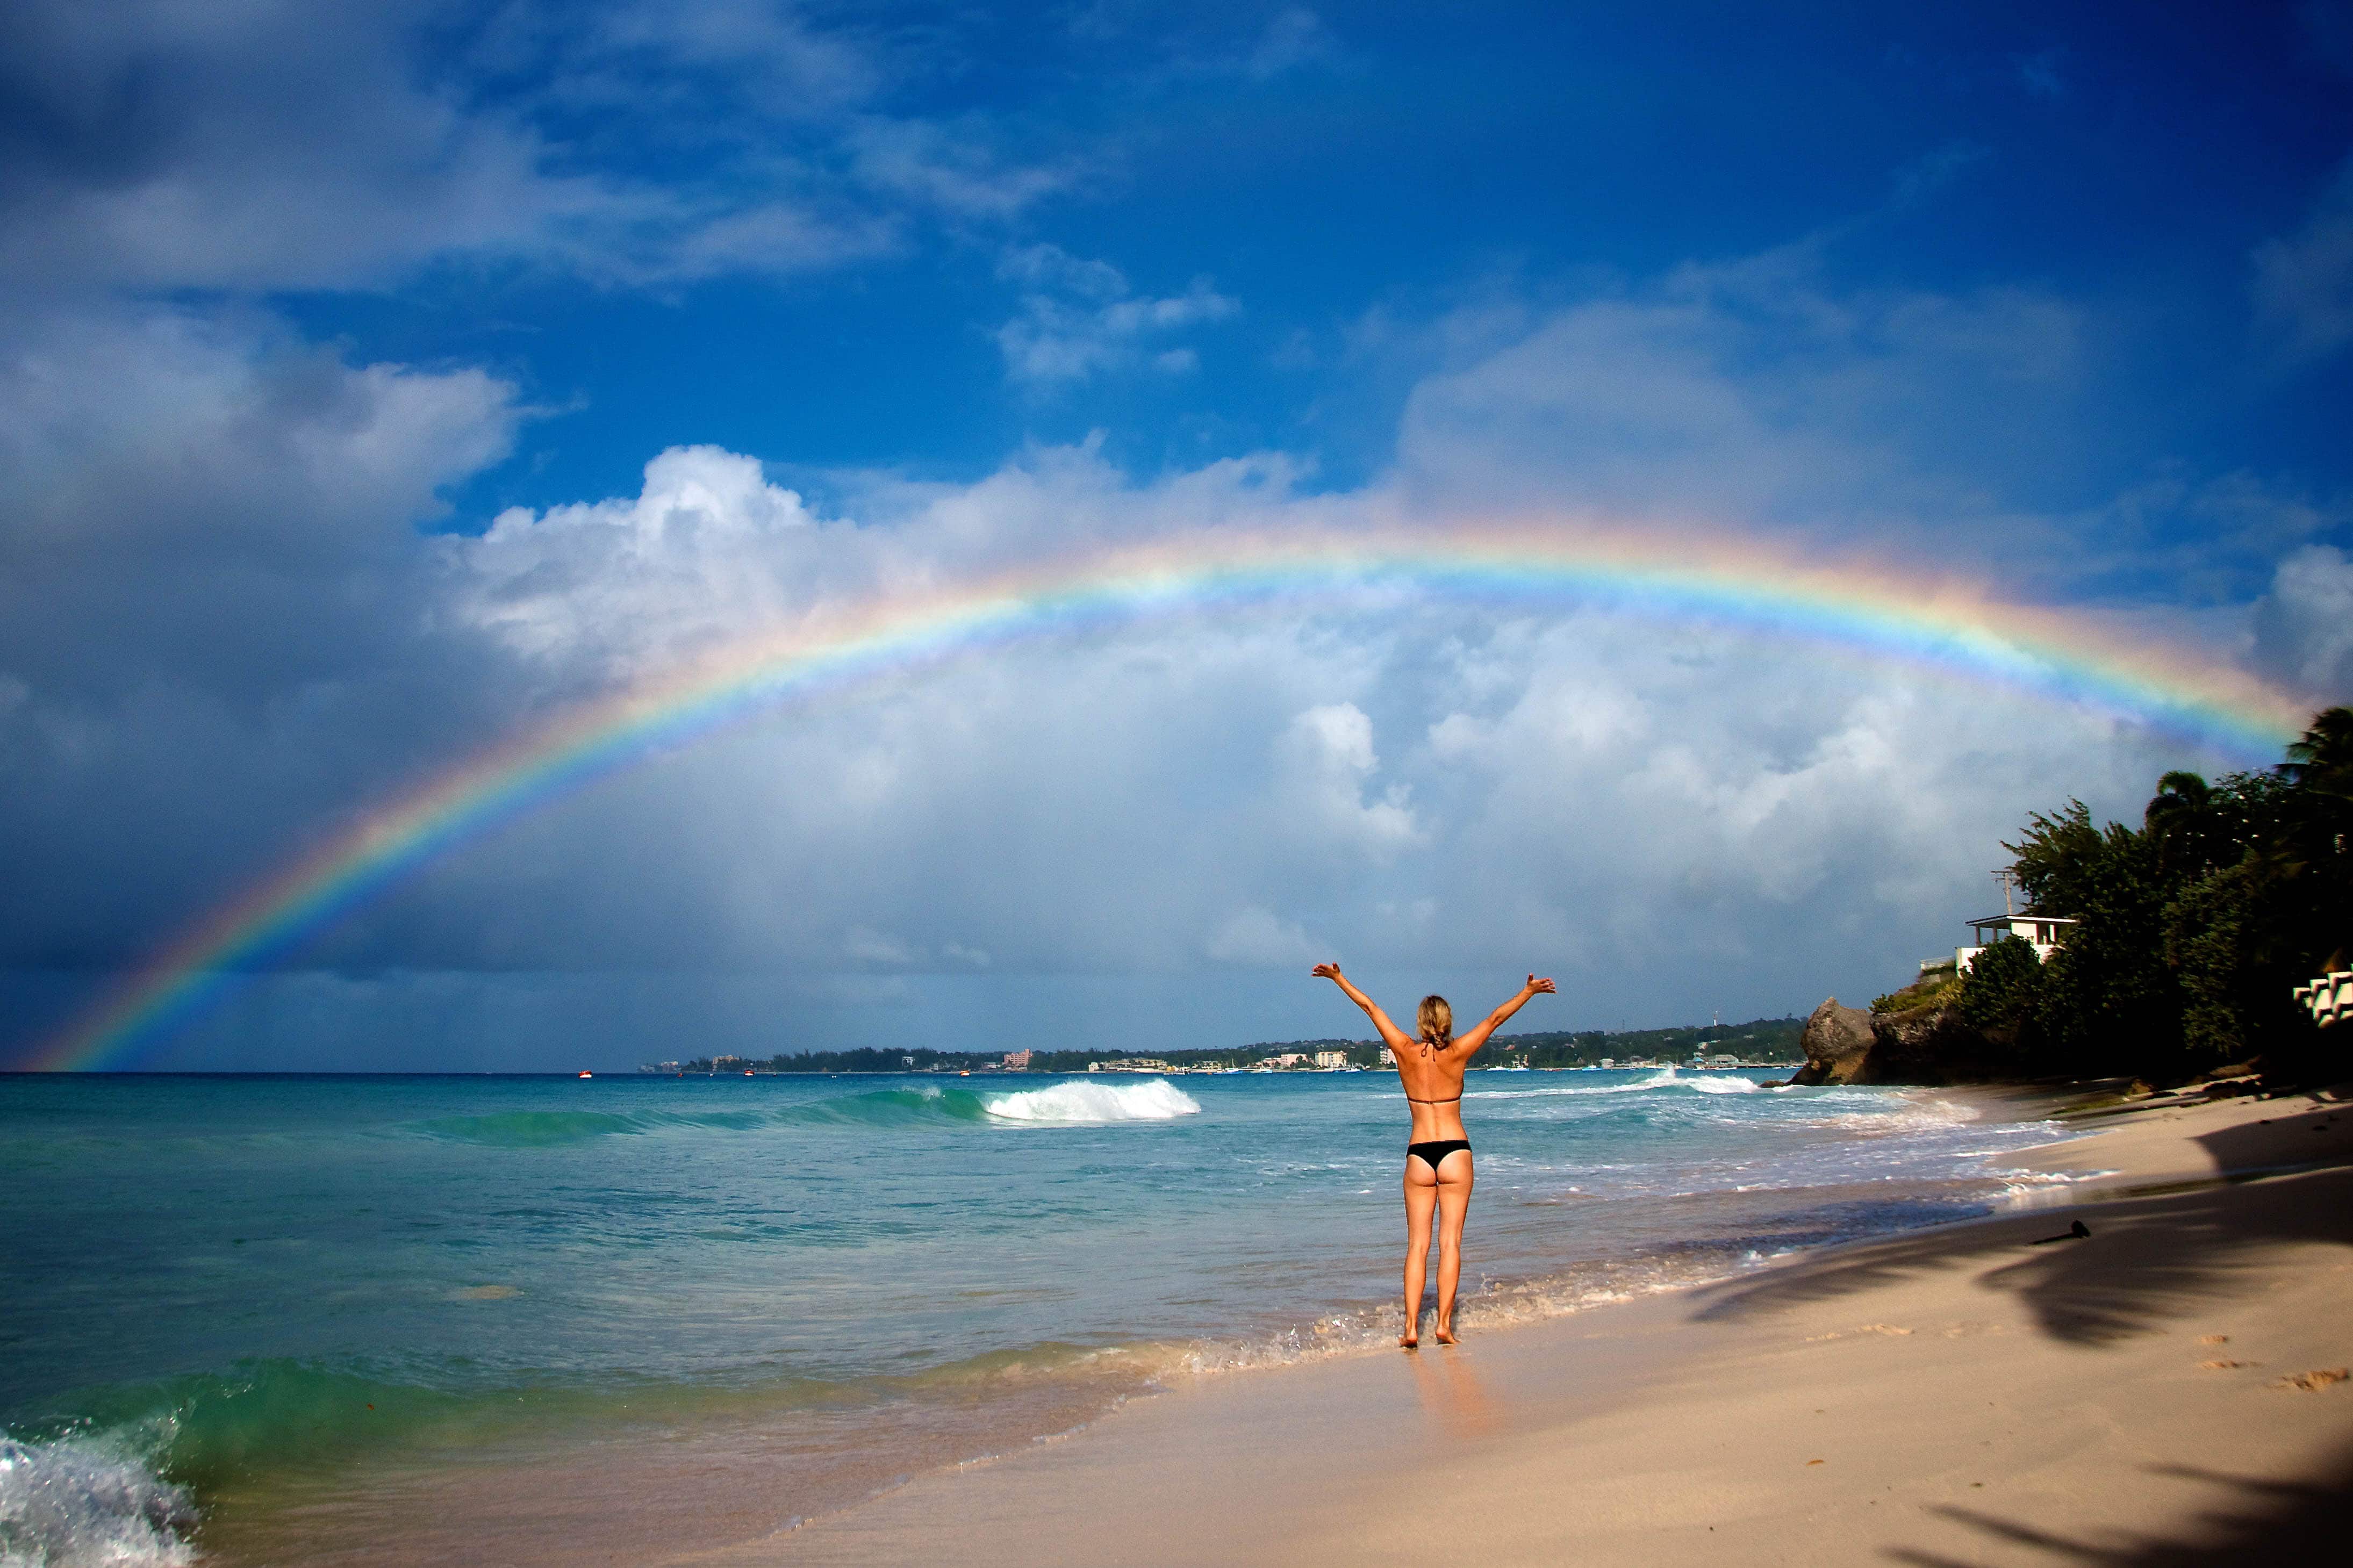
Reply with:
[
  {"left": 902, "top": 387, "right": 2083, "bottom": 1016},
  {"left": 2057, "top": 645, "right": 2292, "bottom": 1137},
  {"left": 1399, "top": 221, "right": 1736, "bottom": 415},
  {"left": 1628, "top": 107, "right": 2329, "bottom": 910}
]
[
  {"left": 1312, "top": 962, "right": 1344, "bottom": 981},
  {"left": 1526, "top": 975, "right": 1556, "bottom": 996}
]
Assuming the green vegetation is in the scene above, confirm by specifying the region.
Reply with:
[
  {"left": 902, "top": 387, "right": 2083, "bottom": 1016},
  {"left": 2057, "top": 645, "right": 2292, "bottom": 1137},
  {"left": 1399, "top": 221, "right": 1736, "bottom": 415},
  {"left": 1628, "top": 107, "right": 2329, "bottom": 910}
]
[
  {"left": 1968, "top": 707, "right": 2350, "bottom": 1083},
  {"left": 1871, "top": 975, "right": 1962, "bottom": 1016}
]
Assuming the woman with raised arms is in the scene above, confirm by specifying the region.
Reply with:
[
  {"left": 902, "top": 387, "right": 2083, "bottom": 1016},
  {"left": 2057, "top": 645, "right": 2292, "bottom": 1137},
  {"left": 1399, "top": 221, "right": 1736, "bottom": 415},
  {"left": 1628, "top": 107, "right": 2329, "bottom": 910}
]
[{"left": 1311, "top": 964, "right": 1556, "bottom": 1348}]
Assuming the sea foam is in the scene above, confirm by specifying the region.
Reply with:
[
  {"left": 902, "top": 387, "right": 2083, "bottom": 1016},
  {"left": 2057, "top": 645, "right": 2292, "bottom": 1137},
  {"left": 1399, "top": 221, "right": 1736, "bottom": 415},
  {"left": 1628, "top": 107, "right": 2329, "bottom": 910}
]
[
  {"left": 984, "top": 1080, "right": 1201, "bottom": 1124},
  {"left": 0, "top": 1431, "right": 195, "bottom": 1568},
  {"left": 1478, "top": 1069, "right": 1762, "bottom": 1098}
]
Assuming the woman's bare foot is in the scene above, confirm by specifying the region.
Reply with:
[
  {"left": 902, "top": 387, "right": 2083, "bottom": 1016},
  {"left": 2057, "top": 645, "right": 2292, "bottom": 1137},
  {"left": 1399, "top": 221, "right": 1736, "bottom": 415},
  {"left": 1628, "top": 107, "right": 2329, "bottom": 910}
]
[
  {"left": 1433, "top": 1324, "right": 1458, "bottom": 1345},
  {"left": 1399, "top": 1327, "right": 1419, "bottom": 1348}
]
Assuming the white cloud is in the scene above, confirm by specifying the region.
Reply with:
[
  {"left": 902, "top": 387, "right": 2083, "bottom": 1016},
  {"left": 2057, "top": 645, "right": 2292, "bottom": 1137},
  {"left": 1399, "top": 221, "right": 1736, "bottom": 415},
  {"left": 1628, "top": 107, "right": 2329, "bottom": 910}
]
[
  {"left": 1243, "top": 9, "right": 1339, "bottom": 80},
  {"left": 2015, "top": 48, "right": 2065, "bottom": 100},
  {"left": 1390, "top": 248, "right": 2086, "bottom": 543},
  {"left": 2252, "top": 154, "right": 2353, "bottom": 364},
  {"left": 0, "top": 1, "right": 1066, "bottom": 297},
  {"left": 2253, "top": 544, "right": 2353, "bottom": 693},
  {"left": 845, "top": 119, "right": 1080, "bottom": 219},
  {"left": 457, "top": 445, "right": 820, "bottom": 674},
  {"left": 994, "top": 245, "right": 1239, "bottom": 384},
  {"left": 843, "top": 925, "right": 916, "bottom": 966},
  {"left": 580, "top": 0, "right": 880, "bottom": 108},
  {"left": 1205, "top": 907, "right": 1322, "bottom": 966},
  {"left": 1275, "top": 703, "right": 1422, "bottom": 858},
  {"left": 1891, "top": 139, "right": 1991, "bottom": 207}
]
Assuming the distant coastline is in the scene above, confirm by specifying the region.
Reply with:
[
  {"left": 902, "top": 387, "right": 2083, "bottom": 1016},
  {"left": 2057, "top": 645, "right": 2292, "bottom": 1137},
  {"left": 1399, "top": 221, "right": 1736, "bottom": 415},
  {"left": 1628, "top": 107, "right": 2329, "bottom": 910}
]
[{"left": 640, "top": 1016, "right": 1807, "bottom": 1076}]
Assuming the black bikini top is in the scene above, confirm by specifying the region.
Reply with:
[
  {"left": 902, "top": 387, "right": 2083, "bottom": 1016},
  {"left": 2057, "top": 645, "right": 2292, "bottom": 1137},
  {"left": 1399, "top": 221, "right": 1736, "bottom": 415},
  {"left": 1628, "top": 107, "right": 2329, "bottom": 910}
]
[{"left": 1404, "top": 1093, "right": 1462, "bottom": 1105}]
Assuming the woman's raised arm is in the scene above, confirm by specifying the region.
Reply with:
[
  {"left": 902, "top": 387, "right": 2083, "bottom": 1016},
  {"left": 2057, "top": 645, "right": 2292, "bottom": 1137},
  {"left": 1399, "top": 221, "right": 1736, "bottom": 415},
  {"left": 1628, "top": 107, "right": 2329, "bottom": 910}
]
[
  {"left": 1454, "top": 975, "right": 1558, "bottom": 1057},
  {"left": 1311, "top": 962, "right": 1415, "bottom": 1052}
]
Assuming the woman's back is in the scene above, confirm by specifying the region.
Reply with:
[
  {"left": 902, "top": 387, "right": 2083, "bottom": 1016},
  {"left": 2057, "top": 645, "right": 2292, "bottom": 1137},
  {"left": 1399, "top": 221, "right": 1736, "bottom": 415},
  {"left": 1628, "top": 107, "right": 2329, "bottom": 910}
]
[{"left": 1394, "top": 1045, "right": 1469, "bottom": 1141}]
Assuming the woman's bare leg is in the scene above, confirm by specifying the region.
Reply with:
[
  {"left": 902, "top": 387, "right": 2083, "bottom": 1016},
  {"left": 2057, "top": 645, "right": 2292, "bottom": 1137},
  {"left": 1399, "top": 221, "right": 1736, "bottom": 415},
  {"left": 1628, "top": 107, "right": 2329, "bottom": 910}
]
[
  {"left": 1431, "top": 1152, "right": 1474, "bottom": 1343},
  {"left": 1400, "top": 1161, "right": 1438, "bottom": 1347}
]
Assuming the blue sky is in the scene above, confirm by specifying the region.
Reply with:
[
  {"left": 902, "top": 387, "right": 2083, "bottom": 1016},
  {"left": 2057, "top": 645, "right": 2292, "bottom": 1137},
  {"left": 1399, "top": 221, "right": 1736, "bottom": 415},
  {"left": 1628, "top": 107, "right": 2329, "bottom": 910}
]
[{"left": 3, "top": 2, "right": 2350, "bottom": 1069}]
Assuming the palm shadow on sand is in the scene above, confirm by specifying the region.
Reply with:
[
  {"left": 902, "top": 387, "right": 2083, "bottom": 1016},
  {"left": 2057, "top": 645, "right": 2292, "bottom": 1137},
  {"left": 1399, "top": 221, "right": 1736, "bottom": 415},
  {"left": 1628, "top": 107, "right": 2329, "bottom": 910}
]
[
  {"left": 1881, "top": 1445, "right": 2353, "bottom": 1565},
  {"left": 1684, "top": 1109, "right": 2353, "bottom": 1347}
]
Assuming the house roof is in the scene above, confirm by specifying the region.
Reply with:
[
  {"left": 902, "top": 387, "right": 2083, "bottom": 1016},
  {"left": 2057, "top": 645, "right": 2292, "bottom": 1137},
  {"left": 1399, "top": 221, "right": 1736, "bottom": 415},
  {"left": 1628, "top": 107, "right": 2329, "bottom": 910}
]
[{"left": 1967, "top": 914, "right": 2079, "bottom": 932}]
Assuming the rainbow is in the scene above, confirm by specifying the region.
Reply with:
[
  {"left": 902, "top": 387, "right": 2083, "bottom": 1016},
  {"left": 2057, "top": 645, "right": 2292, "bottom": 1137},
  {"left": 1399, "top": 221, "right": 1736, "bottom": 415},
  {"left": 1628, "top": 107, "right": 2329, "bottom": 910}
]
[{"left": 23, "top": 519, "right": 2309, "bottom": 1071}]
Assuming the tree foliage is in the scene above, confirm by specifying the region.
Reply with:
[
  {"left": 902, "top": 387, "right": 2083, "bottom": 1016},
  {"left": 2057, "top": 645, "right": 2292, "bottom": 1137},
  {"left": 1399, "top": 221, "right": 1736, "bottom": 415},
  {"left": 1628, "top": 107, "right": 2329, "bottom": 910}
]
[
  {"left": 1993, "top": 707, "right": 2350, "bottom": 1081},
  {"left": 1957, "top": 933, "right": 2040, "bottom": 1047}
]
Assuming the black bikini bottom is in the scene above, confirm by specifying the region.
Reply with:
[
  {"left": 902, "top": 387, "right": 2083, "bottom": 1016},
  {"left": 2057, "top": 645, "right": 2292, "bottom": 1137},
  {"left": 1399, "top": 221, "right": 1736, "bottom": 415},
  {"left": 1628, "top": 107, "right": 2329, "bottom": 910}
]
[{"left": 1407, "top": 1138, "right": 1471, "bottom": 1174}]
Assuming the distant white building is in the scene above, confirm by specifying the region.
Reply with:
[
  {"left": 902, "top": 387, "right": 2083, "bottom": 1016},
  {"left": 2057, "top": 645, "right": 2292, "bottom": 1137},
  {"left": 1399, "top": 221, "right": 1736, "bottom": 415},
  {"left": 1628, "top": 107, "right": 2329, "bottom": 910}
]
[
  {"left": 1957, "top": 913, "right": 2076, "bottom": 972},
  {"left": 1313, "top": 1049, "right": 1350, "bottom": 1069},
  {"left": 1377, "top": 1045, "right": 1395, "bottom": 1067}
]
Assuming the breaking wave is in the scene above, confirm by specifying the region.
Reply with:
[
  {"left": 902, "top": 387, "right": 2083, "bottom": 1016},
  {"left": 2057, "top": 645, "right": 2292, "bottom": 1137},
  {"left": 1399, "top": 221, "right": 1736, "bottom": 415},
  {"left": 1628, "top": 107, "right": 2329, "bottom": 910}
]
[
  {"left": 983, "top": 1080, "right": 1201, "bottom": 1124},
  {"left": 0, "top": 1429, "right": 196, "bottom": 1568}
]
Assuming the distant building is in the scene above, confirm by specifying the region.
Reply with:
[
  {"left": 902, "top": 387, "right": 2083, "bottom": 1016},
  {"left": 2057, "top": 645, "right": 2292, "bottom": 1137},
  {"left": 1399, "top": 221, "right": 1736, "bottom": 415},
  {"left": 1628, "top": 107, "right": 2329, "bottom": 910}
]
[
  {"left": 1378, "top": 1045, "right": 1395, "bottom": 1067},
  {"left": 1002, "top": 1049, "right": 1034, "bottom": 1069},
  {"left": 1957, "top": 913, "right": 2076, "bottom": 972},
  {"left": 1598, "top": 1057, "right": 1614, "bottom": 1069},
  {"left": 1313, "top": 1049, "right": 1350, "bottom": 1069},
  {"left": 1260, "top": 1052, "right": 1310, "bottom": 1069}
]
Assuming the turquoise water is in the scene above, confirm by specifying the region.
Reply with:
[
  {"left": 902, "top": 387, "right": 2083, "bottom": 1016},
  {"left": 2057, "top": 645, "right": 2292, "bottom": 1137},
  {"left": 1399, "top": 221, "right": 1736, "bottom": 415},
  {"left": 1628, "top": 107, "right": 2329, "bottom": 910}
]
[{"left": 0, "top": 1070, "right": 2065, "bottom": 1565}]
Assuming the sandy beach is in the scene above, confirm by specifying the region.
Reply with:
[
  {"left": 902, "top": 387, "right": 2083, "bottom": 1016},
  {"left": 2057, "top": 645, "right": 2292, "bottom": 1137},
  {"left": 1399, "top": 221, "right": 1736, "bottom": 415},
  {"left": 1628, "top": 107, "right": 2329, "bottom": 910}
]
[{"left": 711, "top": 1084, "right": 2353, "bottom": 1567}]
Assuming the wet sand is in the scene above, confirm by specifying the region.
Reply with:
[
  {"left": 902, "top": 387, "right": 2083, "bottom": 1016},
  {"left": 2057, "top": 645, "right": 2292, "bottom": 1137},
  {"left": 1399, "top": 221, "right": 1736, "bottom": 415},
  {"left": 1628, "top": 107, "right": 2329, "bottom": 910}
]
[{"left": 707, "top": 1084, "right": 2353, "bottom": 1566}]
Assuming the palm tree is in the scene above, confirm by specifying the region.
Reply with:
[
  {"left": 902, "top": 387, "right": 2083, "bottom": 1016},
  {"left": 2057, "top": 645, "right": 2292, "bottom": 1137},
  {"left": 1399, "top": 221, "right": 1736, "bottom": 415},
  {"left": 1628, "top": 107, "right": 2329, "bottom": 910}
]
[
  {"left": 2283, "top": 707, "right": 2353, "bottom": 803},
  {"left": 2145, "top": 769, "right": 2223, "bottom": 880}
]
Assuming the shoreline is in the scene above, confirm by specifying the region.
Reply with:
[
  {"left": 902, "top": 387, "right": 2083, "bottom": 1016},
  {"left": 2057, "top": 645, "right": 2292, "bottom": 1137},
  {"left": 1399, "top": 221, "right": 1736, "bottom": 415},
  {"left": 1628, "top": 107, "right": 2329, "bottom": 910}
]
[{"left": 716, "top": 1082, "right": 2353, "bottom": 1566}]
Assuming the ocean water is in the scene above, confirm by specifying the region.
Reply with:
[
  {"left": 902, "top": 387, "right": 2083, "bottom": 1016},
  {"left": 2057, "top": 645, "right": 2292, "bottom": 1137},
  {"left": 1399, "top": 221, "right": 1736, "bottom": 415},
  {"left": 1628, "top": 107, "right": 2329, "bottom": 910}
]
[{"left": 0, "top": 1069, "right": 2069, "bottom": 1566}]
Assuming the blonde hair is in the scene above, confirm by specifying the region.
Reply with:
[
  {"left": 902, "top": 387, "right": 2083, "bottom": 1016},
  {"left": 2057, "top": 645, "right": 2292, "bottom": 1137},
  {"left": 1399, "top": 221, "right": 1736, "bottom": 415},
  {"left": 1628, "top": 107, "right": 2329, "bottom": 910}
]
[{"left": 1417, "top": 995, "right": 1453, "bottom": 1047}]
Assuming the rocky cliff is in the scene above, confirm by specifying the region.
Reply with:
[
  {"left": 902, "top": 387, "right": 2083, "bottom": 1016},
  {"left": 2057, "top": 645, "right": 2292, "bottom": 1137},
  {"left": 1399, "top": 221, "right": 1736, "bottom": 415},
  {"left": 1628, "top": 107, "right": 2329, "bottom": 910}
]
[
  {"left": 1789, "top": 994, "right": 2006, "bottom": 1086},
  {"left": 1787, "top": 998, "right": 1875, "bottom": 1085}
]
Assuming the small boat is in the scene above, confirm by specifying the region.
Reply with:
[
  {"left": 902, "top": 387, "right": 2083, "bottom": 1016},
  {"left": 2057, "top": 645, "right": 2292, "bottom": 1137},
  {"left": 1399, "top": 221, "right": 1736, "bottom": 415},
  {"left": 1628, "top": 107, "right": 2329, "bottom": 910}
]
[{"left": 577, "top": 1071, "right": 593, "bottom": 1079}]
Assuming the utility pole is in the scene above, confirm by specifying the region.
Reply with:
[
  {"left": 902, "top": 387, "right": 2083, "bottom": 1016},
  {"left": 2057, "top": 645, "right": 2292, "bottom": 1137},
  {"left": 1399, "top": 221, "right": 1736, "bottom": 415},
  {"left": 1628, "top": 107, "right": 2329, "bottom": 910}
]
[{"left": 1992, "top": 867, "right": 2017, "bottom": 916}]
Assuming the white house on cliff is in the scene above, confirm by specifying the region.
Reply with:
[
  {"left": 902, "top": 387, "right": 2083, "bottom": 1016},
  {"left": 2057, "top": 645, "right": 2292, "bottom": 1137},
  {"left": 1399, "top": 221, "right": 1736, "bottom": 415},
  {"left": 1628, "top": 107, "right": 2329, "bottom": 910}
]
[
  {"left": 1920, "top": 911, "right": 2077, "bottom": 984},
  {"left": 1957, "top": 914, "right": 2076, "bottom": 971}
]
